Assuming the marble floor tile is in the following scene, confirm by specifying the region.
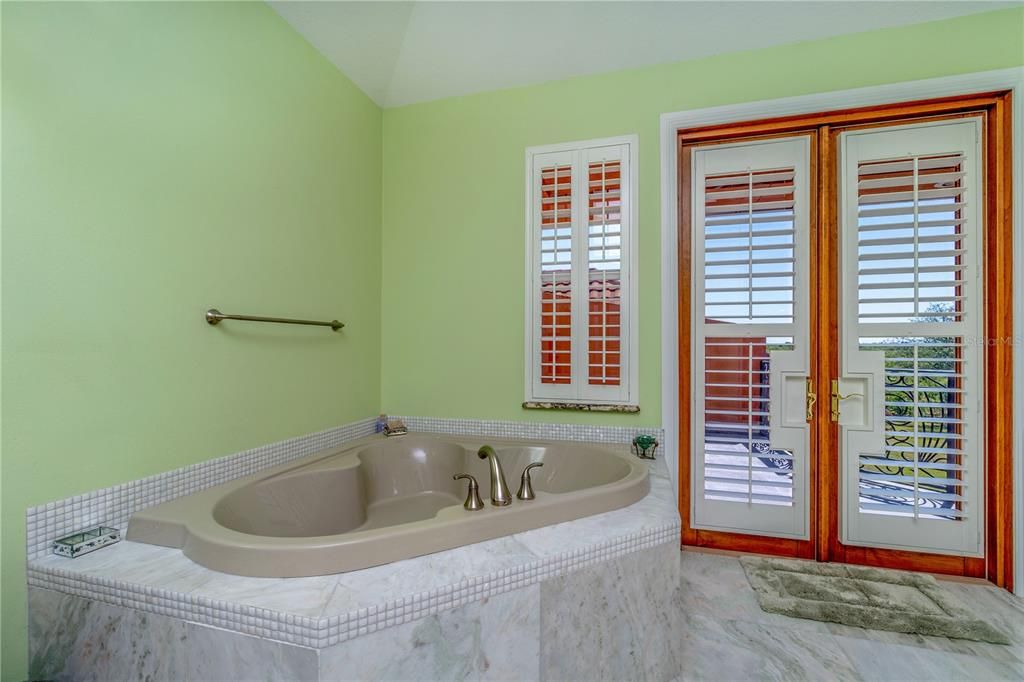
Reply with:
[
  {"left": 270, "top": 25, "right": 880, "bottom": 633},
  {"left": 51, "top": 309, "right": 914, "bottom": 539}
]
[
  {"left": 941, "top": 580, "right": 1024, "bottom": 655},
  {"left": 824, "top": 619, "right": 1024, "bottom": 666},
  {"left": 676, "top": 612, "right": 861, "bottom": 682},
  {"left": 680, "top": 551, "right": 1024, "bottom": 682},
  {"left": 679, "top": 551, "right": 831, "bottom": 634},
  {"left": 833, "top": 633, "right": 1024, "bottom": 682}
]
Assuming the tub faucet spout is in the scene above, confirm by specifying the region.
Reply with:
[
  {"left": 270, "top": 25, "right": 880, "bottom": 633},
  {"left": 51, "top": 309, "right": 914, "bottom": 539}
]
[{"left": 477, "top": 446, "right": 512, "bottom": 506}]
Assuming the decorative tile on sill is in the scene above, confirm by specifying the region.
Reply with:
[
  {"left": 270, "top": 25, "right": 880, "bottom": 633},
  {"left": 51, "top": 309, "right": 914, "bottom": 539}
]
[{"left": 521, "top": 401, "right": 640, "bottom": 413}]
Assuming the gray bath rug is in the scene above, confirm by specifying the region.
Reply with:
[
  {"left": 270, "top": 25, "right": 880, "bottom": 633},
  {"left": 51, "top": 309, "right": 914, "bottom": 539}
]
[{"left": 740, "top": 556, "right": 1010, "bottom": 644}]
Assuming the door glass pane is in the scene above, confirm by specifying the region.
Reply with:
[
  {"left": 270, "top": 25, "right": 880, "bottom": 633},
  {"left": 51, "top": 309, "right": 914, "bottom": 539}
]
[
  {"left": 703, "top": 169, "right": 796, "bottom": 325},
  {"left": 856, "top": 153, "right": 965, "bottom": 324},
  {"left": 703, "top": 337, "right": 796, "bottom": 506},
  {"left": 857, "top": 337, "right": 965, "bottom": 521}
]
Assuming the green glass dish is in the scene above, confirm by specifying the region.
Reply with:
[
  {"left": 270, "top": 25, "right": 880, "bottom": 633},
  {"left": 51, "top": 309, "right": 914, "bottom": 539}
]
[{"left": 631, "top": 435, "right": 659, "bottom": 460}]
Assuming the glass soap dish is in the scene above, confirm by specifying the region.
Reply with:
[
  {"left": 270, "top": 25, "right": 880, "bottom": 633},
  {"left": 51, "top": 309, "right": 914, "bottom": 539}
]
[{"left": 52, "top": 526, "right": 121, "bottom": 558}]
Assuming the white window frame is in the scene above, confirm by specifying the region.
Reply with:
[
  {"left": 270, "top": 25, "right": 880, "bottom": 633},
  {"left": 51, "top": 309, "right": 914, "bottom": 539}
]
[{"left": 524, "top": 134, "right": 639, "bottom": 407}]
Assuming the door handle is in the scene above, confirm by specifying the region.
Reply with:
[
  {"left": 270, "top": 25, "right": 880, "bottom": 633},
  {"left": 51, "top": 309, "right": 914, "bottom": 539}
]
[
  {"left": 805, "top": 379, "right": 816, "bottom": 422},
  {"left": 830, "top": 379, "right": 864, "bottom": 422}
]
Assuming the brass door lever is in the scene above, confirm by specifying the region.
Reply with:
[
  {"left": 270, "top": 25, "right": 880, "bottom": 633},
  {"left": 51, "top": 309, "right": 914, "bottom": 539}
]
[{"left": 830, "top": 379, "right": 864, "bottom": 422}]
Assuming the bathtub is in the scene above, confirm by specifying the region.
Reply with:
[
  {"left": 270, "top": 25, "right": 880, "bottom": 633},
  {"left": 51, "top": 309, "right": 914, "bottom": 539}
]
[{"left": 126, "top": 434, "right": 650, "bottom": 577}]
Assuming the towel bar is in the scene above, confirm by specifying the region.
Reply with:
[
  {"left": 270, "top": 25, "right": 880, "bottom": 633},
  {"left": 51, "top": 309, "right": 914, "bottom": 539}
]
[{"left": 205, "top": 308, "right": 344, "bottom": 331}]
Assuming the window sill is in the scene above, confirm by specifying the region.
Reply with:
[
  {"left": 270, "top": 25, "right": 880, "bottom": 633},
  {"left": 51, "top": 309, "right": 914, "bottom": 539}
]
[{"left": 522, "top": 401, "right": 639, "bottom": 413}]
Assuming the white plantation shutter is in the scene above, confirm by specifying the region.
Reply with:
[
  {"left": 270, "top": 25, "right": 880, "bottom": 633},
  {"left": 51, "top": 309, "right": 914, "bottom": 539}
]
[
  {"left": 856, "top": 337, "right": 969, "bottom": 520},
  {"left": 839, "top": 118, "right": 983, "bottom": 556},
  {"left": 702, "top": 168, "right": 797, "bottom": 325},
  {"left": 691, "top": 136, "right": 812, "bottom": 539},
  {"left": 587, "top": 156, "right": 622, "bottom": 387},
  {"left": 856, "top": 153, "right": 967, "bottom": 325},
  {"left": 538, "top": 158, "right": 574, "bottom": 389},
  {"left": 527, "top": 138, "right": 636, "bottom": 405}
]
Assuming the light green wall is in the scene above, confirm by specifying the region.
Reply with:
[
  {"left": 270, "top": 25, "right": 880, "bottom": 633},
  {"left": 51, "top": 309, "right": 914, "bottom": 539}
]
[
  {"left": 1, "top": 2, "right": 382, "bottom": 679},
  {"left": 380, "top": 7, "right": 1024, "bottom": 427},
  {"left": 2, "top": 4, "right": 1023, "bottom": 680}
]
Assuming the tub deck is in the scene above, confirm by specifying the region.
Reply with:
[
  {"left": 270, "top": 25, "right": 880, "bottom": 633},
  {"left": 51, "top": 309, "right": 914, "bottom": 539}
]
[{"left": 28, "top": 447, "right": 679, "bottom": 649}]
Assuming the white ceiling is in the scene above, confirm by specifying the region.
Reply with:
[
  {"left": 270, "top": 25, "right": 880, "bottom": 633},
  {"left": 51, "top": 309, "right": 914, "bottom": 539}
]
[{"left": 270, "top": 1, "right": 1019, "bottom": 108}]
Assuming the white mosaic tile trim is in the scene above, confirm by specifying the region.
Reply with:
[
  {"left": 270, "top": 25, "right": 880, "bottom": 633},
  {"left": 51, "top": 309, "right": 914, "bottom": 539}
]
[
  {"left": 311, "top": 522, "right": 679, "bottom": 648},
  {"left": 28, "top": 521, "right": 680, "bottom": 649},
  {"left": 399, "top": 416, "right": 665, "bottom": 446},
  {"left": 25, "top": 417, "right": 378, "bottom": 560}
]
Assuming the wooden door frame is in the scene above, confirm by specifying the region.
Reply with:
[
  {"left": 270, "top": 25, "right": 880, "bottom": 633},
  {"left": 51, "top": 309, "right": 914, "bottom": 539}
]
[{"left": 675, "top": 92, "right": 1015, "bottom": 588}]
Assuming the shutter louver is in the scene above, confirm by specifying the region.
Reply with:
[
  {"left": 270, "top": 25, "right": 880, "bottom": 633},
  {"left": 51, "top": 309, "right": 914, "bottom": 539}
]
[
  {"left": 857, "top": 337, "right": 967, "bottom": 520},
  {"left": 700, "top": 166, "right": 799, "bottom": 508},
  {"left": 702, "top": 337, "right": 796, "bottom": 506},
  {"left": 703, "top": 169, "right": 796, "bottom": 325},
  {"left": 857, "top": 154, "right": 966, "bottom": 324}
]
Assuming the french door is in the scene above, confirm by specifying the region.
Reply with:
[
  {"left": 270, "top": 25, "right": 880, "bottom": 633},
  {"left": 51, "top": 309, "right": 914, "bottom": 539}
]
[
  {"left": 838, "top": 119, "right": 983, "bottom": 556},
  {"left": 691, "top": 137, "right": 813, "bottom": 541},
  {"left": 679, "top": 92, "right": 1014, "bottom": 586}
]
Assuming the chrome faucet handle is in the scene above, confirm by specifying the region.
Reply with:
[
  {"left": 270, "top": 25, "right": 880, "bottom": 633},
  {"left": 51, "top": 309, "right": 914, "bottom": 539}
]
[
  {"left": 516, "top": 462, "right": 544, "bottom": 501},
  {"left": 453, "top": 474, "right": 484, "bottom": 511}
]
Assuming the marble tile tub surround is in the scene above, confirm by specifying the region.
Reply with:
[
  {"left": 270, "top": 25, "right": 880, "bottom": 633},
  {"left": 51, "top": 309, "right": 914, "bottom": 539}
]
[
  {"left": 28, "top": 588, "right": 319, "bottom": 682},
  {"left": 25, "top": 415, "right": 663, "bottom": 562},
  {"left": 317, "top": 541, "right": 683, "bottom": 681},
  {"left": 30, "top": 541, "right": 683, "bottom": 681},
  {"left": 28, "top": 451, "right": 680, "bottom": 650}
]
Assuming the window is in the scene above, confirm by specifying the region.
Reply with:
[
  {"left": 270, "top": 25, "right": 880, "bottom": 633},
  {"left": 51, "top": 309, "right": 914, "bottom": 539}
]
[{"left": 525, "top": 136, "right": 638, "bottom": 408}]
